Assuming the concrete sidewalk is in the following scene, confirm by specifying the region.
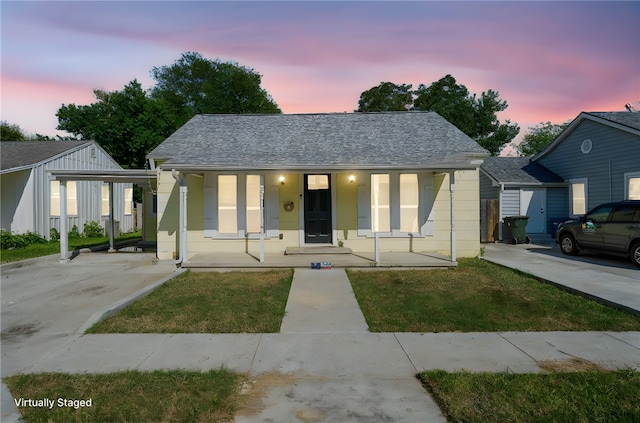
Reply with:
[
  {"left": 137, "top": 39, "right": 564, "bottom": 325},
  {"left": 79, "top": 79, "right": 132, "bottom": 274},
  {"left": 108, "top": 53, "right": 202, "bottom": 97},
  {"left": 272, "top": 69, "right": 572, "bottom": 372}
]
[{"left": 3, "top": 255, "right": 640, "bottom": 422}]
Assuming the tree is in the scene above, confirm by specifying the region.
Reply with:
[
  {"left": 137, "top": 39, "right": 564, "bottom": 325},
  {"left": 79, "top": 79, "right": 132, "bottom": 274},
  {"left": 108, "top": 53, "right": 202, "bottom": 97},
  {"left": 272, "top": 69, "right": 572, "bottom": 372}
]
[
  {"left": 517, "top": 121, "right": 570, "bottom": 156},
  {"left": 356, "top": 82, "right": 413, "bottom": 112},
  {"left": 57, "top": 80, "right": 172, "bottom": 169},
  {"left": 150, "top": 51, "right": 281, "bottom": 129},
  {"left": 355, "top": 74, "right": 520, "bottom": 155},
  {"left": 1, "top": 121, "right": 27, "bottom": 141}
]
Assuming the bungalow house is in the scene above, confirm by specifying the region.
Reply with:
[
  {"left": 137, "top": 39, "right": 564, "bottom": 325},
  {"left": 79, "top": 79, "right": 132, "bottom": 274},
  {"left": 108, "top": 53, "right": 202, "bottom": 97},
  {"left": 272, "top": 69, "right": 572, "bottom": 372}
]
[
  {"left": 1, "top": 141, "right": 135, "bottom": 238},
  {"left": 147, "top": 112, "right": 489, "bottom": 263},
  {"left": 480, "top": 111, "right": 640, "bottom": 240}
]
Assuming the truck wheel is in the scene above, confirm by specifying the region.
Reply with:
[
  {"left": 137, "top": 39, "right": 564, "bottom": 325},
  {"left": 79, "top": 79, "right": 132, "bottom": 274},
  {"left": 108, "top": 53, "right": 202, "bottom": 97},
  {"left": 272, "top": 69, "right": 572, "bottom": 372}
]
[
  {"left": 560, "top": 233, "right": 578, "bottom": 256},
  {"left": 631, "top": 242, "right": 640, "bottom": 268}
]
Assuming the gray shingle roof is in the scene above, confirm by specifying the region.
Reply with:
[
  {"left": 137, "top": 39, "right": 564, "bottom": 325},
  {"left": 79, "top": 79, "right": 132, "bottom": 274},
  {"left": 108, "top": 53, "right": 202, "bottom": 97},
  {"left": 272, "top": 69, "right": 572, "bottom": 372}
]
[
  {"left": 1, "top": 141, "right": 92, "bottom": 172},
  {"left": 481, "top": 156, "right": 564, "bottom": 185},
  {"left": 587, "top": 112, "right": 640, "bottom": 131},
  {"left": 148, "top": 112, "right": 489, "bottom": 170}
]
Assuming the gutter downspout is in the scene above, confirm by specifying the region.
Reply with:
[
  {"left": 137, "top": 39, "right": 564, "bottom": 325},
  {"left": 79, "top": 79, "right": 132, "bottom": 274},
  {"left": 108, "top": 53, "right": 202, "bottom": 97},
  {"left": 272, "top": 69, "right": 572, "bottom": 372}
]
[
  {"left": 499, "top": 183, "right": 504, "bottom": 241},
  {"left": 171, "top": 169, "right": 188, "bottom": 266}
]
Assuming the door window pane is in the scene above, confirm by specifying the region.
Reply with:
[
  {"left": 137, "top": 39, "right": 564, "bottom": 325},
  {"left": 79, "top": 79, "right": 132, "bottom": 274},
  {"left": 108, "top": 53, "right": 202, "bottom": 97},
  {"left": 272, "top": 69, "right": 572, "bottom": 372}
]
[
  {"left": 246, "top": 175, "right": 261, "bottom": 233},
  {"left": 218, "top": 175, "right": 237, "bottom": 234},
  {"left": 371, "top": 174, "right": 390, "bottom": 232},
  {"left": 400, "top": 174, "right": 419, "bottom": 232},
  {"left": 307, "top": 175, "right": 329, "bottom": 190}
]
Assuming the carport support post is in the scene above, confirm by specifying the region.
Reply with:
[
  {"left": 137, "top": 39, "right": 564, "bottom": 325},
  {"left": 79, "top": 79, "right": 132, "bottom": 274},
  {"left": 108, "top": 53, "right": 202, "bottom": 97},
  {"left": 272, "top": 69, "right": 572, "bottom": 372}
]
[
  {"left": 450, "top": 172, "right": 456, "bottom": 263},
  {"left": 59, "top": 180, "right": 68, "bottom": 262},
  {"left": 108, "top": 182, "right": 115, "bottom": 252}
]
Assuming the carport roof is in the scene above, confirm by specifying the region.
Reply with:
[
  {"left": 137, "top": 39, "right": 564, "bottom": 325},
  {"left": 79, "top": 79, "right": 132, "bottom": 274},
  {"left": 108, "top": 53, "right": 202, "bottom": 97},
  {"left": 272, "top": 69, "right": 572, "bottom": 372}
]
[{"left": 48, "top": 169, "right": 156, "bottom": 183}]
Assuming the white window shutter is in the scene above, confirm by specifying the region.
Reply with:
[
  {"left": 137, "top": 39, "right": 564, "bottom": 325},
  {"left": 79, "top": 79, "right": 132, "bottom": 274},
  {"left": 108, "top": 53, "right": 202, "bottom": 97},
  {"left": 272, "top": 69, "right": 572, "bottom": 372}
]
[
  {"left": 264, "top": 174, "right": 280, "bottom": 237},
  {"left": 357, "top": 179, "right": 371, "bottom": 236},
  {"left": 419, "top": 172, "right": 434, "bottom": 236},
  {"left": 203, "top": 173, "right": 215, "bottom": 237}
]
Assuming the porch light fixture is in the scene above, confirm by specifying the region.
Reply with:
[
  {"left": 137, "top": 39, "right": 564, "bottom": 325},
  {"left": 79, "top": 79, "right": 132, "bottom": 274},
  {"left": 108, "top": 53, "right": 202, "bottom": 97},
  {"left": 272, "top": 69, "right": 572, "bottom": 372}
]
[
  {"left": 349, "top": 175, "right": 356, "bottom": 183},
  {"left": 279, "top": 176, "right": 285, "bottom": 185}
]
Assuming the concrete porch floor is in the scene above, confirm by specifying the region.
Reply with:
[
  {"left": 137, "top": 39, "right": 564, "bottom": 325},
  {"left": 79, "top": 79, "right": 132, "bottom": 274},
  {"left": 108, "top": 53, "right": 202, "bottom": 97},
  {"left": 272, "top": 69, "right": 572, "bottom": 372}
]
[{"left": 182, "top": 251, "right": 456, "bottom": 269}]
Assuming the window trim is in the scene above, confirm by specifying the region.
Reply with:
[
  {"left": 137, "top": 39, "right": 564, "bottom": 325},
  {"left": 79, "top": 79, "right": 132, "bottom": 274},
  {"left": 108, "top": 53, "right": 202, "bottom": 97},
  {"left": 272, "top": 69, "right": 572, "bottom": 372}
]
[
  {"left": 625, "top": 172, "right": 640, "bottom": 201},
  {"left": 569, "top": 178, "right": 587, "bottom": 217}
]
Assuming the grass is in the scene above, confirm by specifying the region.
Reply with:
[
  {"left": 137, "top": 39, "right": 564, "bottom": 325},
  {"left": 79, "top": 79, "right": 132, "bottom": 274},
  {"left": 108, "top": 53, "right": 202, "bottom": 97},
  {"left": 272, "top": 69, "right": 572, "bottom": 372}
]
[
  {"left": 419, "top": 368, "right": 640, "bottom": 423},
  {"left": 0, "top": 231, "right": 142, "bottom": 263},
  {"left": 348, "top": 258, "right": 640, "bottom": 332},
  {"left": 87, "top": 270, "right": 293, "bottom": 333},
  {"left": 4, "top": 369, "right": 241, "bottom": 423}
]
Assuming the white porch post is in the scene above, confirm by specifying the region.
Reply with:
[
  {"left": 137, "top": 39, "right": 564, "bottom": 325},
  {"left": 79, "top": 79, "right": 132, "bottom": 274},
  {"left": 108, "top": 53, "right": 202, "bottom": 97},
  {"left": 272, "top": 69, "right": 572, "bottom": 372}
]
[
  {"left": 259, "top": 180, "right": 265, "bottom": 263},
  {"left": 449, "top": 172, "right": 456, "bottom": 262},
  {"left": 59, "top": 180, "right": 68, "bottom": 262},
  {"left": 180, "top": 180, "right": 188, "bottom": 263},
  {"left": 108, "top": 182, "right": 116, "bottom": 252},
  {"left": 374, "top": 231, "right": 380, "bottom": 263}
]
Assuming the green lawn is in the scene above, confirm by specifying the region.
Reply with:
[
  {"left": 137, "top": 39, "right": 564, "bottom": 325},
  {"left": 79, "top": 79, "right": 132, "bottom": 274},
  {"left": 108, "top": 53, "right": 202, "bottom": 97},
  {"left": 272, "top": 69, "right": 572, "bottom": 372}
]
[
  {"left": 419, "top": 368, "right": 640, "bottom": 423},
  {"left": 0, "top": 231, "right": 142, "bottom": 263},
  {"left": 87, "top": 270, "right": 293, "bottom": 333},
  {"left": 4, "top": 369, "right": 240, "bottom": 423},
  {"left": 348, "top": 258, "right": 640, "bottom": 332}
]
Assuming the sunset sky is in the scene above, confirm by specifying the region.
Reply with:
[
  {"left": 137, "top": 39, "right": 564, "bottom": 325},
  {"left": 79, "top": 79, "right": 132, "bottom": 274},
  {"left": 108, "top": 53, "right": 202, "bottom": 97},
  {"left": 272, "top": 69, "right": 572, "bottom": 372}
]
[{"left": 1, "top": 1, "right": 638, "bottom": 151}]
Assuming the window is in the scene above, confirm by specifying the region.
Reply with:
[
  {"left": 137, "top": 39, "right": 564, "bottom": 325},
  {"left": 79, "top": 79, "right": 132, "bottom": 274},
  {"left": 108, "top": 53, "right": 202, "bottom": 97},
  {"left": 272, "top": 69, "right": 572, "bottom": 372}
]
[
  {"left": 50, "top": 180, "right": 77, "bottom": 216},
  {"left": 586, "top": 205, "right": 613, "bottom": 223},
  {"left": 400, "top": 174, "right": 419, "bottom": 232},
  {"left": 124, "top": 187, "right": 133, "bottom": 215},
  {"left": 101, "top": 184, "right": 110, "bottom": 216},
  {"left": 218, "top": 175, "right": 237, "bottom": 234},
  {"left": 569, "top": 179, "right": 587, "bottom": 216},
  {"left": 371, "top": 174, "right": 390, "bottom": 232},
  {"left": 610, "top": 205, "right": 639, "bottom": 223},
  {"left": 626, "top": 172, "right": 640, "bottom": 200},
  {"left": 246, "top": 175, "right": 261, "bottom": 233}
]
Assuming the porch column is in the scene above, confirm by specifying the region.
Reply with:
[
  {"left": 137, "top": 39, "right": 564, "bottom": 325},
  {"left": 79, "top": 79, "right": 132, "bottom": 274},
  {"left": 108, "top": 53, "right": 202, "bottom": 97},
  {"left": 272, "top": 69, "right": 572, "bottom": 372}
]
[
  {"left": 259, "top": 181, "right": 265, "bottom": 263},
  {"left": 59, "top": 180, "right": 68, "bottom": 262},
  {"left": 108, "top": 182, "right": 115, "bottom": 252},
  {"left": 449, "top": 172, "right": 456, "bottom": 262},
  {"left": 180, "top": 179, "right": 188, "bottom": 263}
]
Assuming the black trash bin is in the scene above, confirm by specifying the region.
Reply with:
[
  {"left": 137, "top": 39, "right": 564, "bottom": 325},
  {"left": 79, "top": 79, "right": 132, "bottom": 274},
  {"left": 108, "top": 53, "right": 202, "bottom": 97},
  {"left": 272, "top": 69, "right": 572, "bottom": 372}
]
[{"left": 503, "top": 216, "right": 530, "bottom": 244}]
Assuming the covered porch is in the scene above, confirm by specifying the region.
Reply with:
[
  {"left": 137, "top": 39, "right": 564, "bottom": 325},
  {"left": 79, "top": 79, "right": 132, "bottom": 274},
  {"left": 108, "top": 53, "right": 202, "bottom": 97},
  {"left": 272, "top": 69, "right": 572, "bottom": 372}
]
[{"left": 183, "top": 248, "right": 456, "bottom": 269}]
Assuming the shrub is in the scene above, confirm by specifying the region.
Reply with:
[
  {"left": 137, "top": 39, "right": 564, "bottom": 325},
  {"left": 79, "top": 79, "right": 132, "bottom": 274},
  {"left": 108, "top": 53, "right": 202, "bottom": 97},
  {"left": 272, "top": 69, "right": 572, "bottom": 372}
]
[
  {"left": 68, "top": 225, "right": 82, "bottom": 240},
  {"left": 1, "top": 230, "right": 47, "bottom": 249},
  {"left": 83, "top": 221, "right": 104, "bottom": 238},
  {"left": 49, "top": 227, "right": 60, "bottom": 241}
]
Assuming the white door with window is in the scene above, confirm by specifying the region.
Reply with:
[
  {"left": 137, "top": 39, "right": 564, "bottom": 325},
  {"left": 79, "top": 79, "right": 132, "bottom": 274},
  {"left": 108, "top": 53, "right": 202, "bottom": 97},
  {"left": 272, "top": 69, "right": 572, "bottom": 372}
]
[{"left": 520, "top": 188, "right": 546, "bottom": 233}]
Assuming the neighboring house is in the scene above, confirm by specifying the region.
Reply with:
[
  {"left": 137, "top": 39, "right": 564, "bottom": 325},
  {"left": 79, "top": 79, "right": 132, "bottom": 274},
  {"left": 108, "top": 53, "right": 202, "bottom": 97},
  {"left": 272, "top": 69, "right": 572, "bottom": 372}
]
[
  {"left": 534, "top": 112, "right": 640, "bottom": 218},
  {"left": 480, "top": 111, "right": 640, "bottom": 240},
  {"left": 147, "top": 112, "right": 489, "bottom": 262},
  {"left": 1, "top": 141, "right": 134, "bottom": 238},
  {"left": 480, "top": 157, "right": 565, "bottom": 239}
]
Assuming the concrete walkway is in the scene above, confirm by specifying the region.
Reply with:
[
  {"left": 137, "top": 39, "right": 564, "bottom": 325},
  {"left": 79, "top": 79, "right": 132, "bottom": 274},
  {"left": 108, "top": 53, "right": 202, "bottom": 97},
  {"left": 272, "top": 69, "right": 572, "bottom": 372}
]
[
  {"left": 280, "top": 269, "right": 369, "bottom": 333},
  {"left": 483, "top": 242, "right": 640, "bottom": 314},
  {"left": 2, "top": 251, "right": 640, "bottom": 422}
]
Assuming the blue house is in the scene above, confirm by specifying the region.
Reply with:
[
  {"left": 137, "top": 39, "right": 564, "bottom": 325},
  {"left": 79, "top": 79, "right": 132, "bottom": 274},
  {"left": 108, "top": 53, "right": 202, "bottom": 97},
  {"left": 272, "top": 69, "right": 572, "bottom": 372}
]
[{"left": 480, "top": 111, "right": 640, "bottom": 240}]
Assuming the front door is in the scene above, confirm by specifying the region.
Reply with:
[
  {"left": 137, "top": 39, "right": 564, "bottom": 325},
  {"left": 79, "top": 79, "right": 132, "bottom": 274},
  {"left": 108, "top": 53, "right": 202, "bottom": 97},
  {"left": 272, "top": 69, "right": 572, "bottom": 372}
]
[
  {"left": 520, "top": 188, "right": 546, "bottom": 233},
  {"left": 304, "top": 174, "right": 331, "bottom": 243}
]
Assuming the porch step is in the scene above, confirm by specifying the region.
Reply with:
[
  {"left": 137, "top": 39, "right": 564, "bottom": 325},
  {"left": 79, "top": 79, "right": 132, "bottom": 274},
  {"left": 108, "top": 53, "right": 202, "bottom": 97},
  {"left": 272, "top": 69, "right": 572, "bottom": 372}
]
[{"left": 285, "top": 246, "right": 353, "bottom": 255}]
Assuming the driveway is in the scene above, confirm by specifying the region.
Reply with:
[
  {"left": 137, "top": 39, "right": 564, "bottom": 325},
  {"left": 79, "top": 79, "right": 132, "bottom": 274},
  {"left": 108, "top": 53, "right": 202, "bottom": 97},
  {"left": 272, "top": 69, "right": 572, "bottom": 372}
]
[
  {"left": 1, "top": 252, "right": 177, "bottom": 376},
  {"left": 483, "top": 242, "right": 639, "bottom": 314}
]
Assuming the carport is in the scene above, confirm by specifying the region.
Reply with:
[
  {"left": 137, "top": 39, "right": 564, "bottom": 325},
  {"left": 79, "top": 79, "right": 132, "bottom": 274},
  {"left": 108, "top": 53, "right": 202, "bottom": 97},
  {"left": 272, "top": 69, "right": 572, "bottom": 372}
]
[{"left": 48, "top": 169, "right": 156, "bottom": 262}]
